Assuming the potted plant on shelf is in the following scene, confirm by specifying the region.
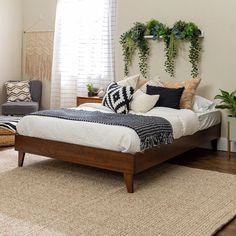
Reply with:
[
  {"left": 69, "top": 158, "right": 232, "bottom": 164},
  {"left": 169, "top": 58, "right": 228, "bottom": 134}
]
[{"left": 215, "top": 89, "right": 236, "bottom": 144}]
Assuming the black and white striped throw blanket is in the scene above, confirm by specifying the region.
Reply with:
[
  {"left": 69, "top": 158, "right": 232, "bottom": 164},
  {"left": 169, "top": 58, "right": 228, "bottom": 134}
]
[
  {"left": 0, "top": 116, "right": 22, "bottom": 132},
  {"left": 30, "top": 109, "right": 173, "bottom": 151}
]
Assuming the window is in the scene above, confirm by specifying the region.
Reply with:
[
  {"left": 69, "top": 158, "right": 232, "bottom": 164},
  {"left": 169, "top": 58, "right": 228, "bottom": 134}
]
[{"left": 51, "top": 0, "right": 116, "bottom": 108}]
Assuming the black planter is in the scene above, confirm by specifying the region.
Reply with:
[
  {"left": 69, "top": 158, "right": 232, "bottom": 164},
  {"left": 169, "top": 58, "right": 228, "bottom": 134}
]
[{"left": 88, "top": 92, "right": 94, "bottom": 97}]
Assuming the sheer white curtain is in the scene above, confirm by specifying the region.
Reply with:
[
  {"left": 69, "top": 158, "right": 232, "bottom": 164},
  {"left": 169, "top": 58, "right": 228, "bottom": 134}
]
[{"left": 51, "top": 0, "right": 116, "bottom": 108}]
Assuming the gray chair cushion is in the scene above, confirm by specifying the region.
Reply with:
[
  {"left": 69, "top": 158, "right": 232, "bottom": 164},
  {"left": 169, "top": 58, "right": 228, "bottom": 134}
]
[{"left": 2, "top": 102, "right": 39, "bottom": 115}]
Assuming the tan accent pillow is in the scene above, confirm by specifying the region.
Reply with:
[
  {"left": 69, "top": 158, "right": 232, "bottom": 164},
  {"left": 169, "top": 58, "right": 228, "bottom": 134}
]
[
  {"left": 139, "top": 76, "right": 164, "bottom": 92},
  {"left": 162, "top": 78, "right": 201, "bottom": 109},
  {"left": 136, "top": 79, "right": 147, "bottom": 90}
]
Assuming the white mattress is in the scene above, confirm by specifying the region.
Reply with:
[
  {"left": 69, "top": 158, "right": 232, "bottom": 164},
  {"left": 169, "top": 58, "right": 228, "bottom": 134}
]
[
  {"left": 17, "top": 103, "right": 201, "bottom": 154},
  {"left": 197, "top": 110, "right": 221, "bottom": 131}
]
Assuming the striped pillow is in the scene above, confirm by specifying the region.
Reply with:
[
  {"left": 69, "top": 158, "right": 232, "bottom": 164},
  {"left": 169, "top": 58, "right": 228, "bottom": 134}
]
[{"left": 5, "top": 81, "right": 32, "bottom": 102}]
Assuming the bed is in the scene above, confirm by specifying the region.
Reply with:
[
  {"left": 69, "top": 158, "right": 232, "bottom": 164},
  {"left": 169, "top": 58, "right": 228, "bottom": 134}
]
[{"left": 15, "top": 103, "right": 221, "bottom": 193}]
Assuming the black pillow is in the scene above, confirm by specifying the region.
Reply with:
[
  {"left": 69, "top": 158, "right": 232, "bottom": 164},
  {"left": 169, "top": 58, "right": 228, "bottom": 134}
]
[
  {"left": 102, "top": 82, "right": 134, "bottom": 114},
  {"left": 146, "top": 85, "right": 185, "bottom": 109}
]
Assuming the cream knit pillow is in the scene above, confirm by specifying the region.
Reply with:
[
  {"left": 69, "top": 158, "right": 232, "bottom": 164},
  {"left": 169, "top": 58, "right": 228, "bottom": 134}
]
[
  {"left": 130, "top": 89, "right": 159, "bottom": 113},
  {"left": 117, "top": 74, "right": 140, "bottom": 90}
]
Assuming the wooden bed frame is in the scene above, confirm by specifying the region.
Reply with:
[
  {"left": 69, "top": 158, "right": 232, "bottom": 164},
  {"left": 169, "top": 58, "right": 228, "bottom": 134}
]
[{"left": 15, "top": 123, "right": 221, "bottom": 193}]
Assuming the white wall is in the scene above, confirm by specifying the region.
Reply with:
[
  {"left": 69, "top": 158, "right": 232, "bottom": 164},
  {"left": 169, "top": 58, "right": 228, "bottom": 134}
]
[
  {"left": 0, "top": 0, "right": 23, "bottom": 113},
  {"left": 23, "top": 0, "right": 57, "bottom": 110},
  {"left": 116, "top": 0, "right": 236, "bottom": 141}
]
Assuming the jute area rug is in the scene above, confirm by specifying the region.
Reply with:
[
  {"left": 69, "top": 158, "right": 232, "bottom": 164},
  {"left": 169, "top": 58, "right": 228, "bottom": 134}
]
[{"left": 0, "top": 148, "right": 235, "bottom": 236}]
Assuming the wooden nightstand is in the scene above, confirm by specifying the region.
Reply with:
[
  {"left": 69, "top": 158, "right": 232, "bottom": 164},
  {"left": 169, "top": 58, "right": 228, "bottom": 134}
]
[{"left": 77, "top": 96, "right": 103, "bottom": 106}]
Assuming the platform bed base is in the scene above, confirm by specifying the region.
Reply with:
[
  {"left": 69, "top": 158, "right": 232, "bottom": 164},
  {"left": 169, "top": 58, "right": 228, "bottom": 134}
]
[{"left": 15, "top": 124, "right": 221, "bottom": 193}]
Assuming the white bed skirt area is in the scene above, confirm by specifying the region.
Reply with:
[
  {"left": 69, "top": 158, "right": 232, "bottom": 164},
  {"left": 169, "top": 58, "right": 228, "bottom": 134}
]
[{"left": 16, "top": 103, "right": 220, "bottom": 154}]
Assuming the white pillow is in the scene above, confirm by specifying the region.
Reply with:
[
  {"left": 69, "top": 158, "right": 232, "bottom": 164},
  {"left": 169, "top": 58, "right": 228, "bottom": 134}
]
[
  {"left": 130, "top": 89, "right": 160, "bottom": 113},
  {"left": 192, "top": 95, "right": 215, "bottom": 113},
  {"left": 139, "top": 76, "right": 163, "bottom": 93},
  {"left": 117, "top": 74, "right": 140, "bottom": 90}
]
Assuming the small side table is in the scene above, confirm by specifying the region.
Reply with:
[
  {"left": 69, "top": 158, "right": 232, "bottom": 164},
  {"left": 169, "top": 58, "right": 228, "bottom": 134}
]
[{"left": 77, "top": 96, "right": 103, "bottom": 106}]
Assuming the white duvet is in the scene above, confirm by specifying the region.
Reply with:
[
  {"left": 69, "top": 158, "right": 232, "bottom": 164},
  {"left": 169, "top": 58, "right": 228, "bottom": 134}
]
[{"left": 17, "top": 103, "right": 199, "bottom": 154}]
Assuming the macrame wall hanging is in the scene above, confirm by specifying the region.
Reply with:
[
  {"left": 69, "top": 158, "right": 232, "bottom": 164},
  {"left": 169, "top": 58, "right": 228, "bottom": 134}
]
[{"left": 24, "top": 31, "right": 54, "bottom": 81}]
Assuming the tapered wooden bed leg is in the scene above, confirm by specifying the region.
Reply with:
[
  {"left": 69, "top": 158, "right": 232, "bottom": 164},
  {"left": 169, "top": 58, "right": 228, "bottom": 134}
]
[
  {"left": 211, "top": 139, "right": 218, "bottom": 151},
  {"left": 18, "top": 151, "right": 25, "bottom": 167},
  {"left": 124, "top": 173, "right": 134, "bottom": 193}
]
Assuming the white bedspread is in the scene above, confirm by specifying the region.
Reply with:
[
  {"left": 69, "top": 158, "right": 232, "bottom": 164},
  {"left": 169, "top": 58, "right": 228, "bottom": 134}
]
[{"left": 17, "top": 103, "right": 199, "bottom": 154}]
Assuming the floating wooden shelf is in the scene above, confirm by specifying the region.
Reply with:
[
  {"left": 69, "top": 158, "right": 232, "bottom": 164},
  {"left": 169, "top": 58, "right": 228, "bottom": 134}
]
[{"left": 144, "top": 32, "right": 204, "bottom": 39}]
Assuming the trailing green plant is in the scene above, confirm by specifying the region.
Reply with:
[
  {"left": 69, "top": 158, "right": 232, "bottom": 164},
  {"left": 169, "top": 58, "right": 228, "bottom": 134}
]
[
  {"left": 146, "top": 19, "right": 166, "bottom": 39},
  {"left": 120, "top": 19, "right": 202, "bottom": 78},
  {"left": 163, "top": 27, "right": 177, "bottom": 77},
  {"left": 120, "top": 22, "right": 150, "bottom": 78},
  {"left": 172, "top": 20, "right": 188, "bottom": 39},
  {"left": 120, "top": 31, "right": 135, "bottom": 76},
  {"left": 145, "top": 19, "right": 177, "bottom": 77},
  {"left": 185, "top": 23, "right": 202, "bottom": 77},
  {"left": 215, "top": 89, "right": 236, "bottom": 117},
  {"left": 163, "top": 21, "right": 202, "bottom": 77}
]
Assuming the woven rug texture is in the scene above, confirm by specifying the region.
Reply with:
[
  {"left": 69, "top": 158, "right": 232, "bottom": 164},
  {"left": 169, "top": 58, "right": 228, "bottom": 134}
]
[{"left": 0, "top": 148, "right": 235, "bottom": 236}]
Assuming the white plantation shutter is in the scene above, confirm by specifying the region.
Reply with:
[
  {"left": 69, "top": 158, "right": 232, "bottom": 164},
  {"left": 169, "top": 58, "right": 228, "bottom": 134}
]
[{"left": 51, "top": 0, "right": 116, "bottom": 108}]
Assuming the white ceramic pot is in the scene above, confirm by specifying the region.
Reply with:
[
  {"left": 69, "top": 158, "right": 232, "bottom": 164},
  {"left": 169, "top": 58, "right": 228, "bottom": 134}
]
[{"left": 227, "top": 116, "right": 236, "bottom": 141}]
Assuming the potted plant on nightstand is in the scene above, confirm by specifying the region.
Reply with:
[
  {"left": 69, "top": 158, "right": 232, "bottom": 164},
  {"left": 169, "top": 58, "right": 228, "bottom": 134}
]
[
  {"left": 215, "top": 89, "right": 236, "bottom": 158},
  {"left": 87, "top": 83, "right": 95, "bottom": 97}
]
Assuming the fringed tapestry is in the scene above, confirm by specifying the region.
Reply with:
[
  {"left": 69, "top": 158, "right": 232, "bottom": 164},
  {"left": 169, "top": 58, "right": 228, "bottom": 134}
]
[{"left": 24, "top": 32, "right": 54, "bottom": 81}]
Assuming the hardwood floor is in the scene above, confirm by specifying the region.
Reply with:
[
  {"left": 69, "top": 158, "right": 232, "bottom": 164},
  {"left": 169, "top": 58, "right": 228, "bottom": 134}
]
[{"left": 169, "top": 148, "right": 236, "bottom": 236}]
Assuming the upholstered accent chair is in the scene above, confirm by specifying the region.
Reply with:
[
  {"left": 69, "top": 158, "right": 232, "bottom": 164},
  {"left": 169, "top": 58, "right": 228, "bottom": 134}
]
[{"left": 2, "top": 80, "right": 42, "bottom": 116}]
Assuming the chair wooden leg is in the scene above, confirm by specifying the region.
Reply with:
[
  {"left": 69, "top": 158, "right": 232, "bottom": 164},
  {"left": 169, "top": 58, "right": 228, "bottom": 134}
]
[
  {"left": 124, "top": 173, "right": 134, "bottom": 193},
  {"left": 211, "top": 139, "right": 218, "bottom": 151},
  {"left": 18, "top": 151, "right": 25, "bottom": 167}
]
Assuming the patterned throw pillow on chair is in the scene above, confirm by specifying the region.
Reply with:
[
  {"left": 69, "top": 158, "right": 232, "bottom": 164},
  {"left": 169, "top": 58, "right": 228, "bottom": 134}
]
[
  {"left": 102, "top": 83, "right": 134, "bottom": 114},
  {"left": 5, "top": 81, "right": 32, "bottom": 102}
]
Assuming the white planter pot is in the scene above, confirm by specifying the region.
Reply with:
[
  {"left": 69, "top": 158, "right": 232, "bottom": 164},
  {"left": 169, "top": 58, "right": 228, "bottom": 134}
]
[{"left": 227, "top": 116, "right": 236, "bottom": 141}]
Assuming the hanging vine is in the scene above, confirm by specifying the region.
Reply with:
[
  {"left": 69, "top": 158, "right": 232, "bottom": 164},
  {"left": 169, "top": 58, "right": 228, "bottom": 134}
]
[
  {"left": 120, "top": 22, "right": 150, "bottom": 78},
  {"left": 120, "top": 19, "right": 202, "bottom": 78},
  {"left": 189, "top": 37, "right": 201, "bottom": 77},
  {"left": 120, "top": 31, "right": 136, "bottom": 76},
  {"left": 185, "top": 23, "right": 202, "bottom": 77},
  {"left": 163, "top": 29, "right": 177, "bottom": 77}
]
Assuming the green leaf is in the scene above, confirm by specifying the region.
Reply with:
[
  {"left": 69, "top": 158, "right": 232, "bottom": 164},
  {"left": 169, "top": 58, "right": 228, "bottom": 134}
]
[
  {"left": 220, "top": 89, "right": 230, "bottom": 97},
  {"left": 214, "top": 95, "right": 225, "bottom": 100},
  {"left": 215, "top": 105, "right": 233, "bottom": 109}
]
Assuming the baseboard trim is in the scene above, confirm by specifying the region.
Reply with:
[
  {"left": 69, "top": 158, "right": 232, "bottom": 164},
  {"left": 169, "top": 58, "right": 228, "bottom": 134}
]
[{"left": 200, "top": 137, "right": 236, "bottom": 152}]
